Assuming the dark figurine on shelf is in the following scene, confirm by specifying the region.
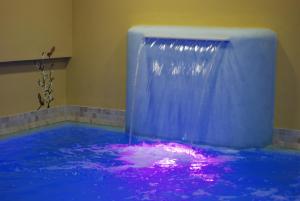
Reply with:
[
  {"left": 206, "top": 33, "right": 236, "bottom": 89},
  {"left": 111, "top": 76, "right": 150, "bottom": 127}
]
[{"left": 35, "top": 46, "right": 56, "bottom": 110}]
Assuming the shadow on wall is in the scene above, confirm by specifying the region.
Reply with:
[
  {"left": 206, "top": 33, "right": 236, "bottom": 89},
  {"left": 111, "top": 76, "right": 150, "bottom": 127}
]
[
  {"left": 0, "top": 58, "right": 70, "bottom": 75},
  {"left": 275, "top": 42, "right": 299, "bottom": 128}
]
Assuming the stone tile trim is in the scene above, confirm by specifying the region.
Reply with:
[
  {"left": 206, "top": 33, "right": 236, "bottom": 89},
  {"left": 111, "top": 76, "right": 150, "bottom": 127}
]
[
  {"left": 0, "top": 106, "right": 125, "bottom": 136},
  {"left": 0, "top": 107, "right": 299, "bottom": 150},
  {"left": 273, "top": 128, "right": 300, "bottom": 150}
]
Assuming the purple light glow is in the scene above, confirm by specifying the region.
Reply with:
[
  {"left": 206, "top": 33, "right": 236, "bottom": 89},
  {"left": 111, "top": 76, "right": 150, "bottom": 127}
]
[
  {"left": 155, "top": 158, "right": 177, "bottom": 168},
  {"left": 50, "top": 142, "right": 234, "bottom": 183},
  {"left": 107, "top": 142, "right": 234, "bottom": 182},
  {"left": 159, "top": 143, "right": 200, "bottom": 158}
]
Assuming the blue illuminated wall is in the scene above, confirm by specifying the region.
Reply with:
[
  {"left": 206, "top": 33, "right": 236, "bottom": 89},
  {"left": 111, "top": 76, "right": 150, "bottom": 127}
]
[{"left": 126, "top": 26, "right": 277, "bottom": 148}]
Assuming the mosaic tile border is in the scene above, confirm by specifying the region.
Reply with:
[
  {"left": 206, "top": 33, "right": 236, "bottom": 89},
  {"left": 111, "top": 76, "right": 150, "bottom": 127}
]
[
  {"left": 0, "top": 106, "right": 125, "bottom": 136},
  {"left": 0, "top": 107, "right": 299, "bottom": 150}
]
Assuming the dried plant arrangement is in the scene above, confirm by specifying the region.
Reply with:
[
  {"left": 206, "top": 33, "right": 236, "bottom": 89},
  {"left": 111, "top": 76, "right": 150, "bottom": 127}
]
[{"left": 35, "top": 46, "right": 56, "bottom": 110}]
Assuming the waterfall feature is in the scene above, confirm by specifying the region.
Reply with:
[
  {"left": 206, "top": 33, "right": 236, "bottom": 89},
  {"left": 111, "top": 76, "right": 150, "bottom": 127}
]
[{"left": 126, "top": 26, "right": 277, "bottom": 148}]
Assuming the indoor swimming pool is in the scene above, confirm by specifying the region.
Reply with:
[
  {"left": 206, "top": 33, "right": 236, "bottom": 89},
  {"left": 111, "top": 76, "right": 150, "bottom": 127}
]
[{"left": 0, "top": 123, "right": 299, "bottom": 201}]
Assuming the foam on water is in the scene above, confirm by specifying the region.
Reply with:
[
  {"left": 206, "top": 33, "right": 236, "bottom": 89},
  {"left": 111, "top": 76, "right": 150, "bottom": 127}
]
[
  {"left": 0, "top": 124, "right": 299, "bottom": 201},
  {"left": 47, "top": 142, "right": 235, "bottom": 183}
]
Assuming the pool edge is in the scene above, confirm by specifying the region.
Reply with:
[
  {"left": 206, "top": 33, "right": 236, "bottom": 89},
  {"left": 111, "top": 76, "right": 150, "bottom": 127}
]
[{"left": 0, "top": 106, "right": 299, "bottom": 150}]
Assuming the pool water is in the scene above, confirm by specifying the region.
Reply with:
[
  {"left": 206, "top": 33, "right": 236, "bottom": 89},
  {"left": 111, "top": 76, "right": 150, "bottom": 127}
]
[{"left": 0, "top": 123, "right": 299, "bottom": 201}]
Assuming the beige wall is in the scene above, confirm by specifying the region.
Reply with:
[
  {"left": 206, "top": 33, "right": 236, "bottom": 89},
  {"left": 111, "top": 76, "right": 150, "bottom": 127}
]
[
  {"left": 1, "top": 0, "right": 300, "bottom": 129},
  {"left": 0, "top": 0, "right": 72, "bottom": 62},
  {"left": 0, "top": 60, "right": 68, "bottom": 116},
  {"left": 0, "top": 0, "right": 72, "bottom": 116},
  {"left": 68, "top": 0, "right": 300, "bottom": 129}
]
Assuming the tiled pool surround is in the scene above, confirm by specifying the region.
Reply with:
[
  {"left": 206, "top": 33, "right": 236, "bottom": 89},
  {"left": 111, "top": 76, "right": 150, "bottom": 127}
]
[
  {"left": 0, "top": 106, "right": 299, "bottom": 150},
  {"left": 0, "top": 106, "right": 124, "bottom": 136}
]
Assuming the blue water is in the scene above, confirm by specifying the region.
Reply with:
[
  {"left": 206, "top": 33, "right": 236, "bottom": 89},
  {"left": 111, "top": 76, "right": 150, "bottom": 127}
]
[{"left": 0, "top": 123, "right": 299, "bottom": 201}]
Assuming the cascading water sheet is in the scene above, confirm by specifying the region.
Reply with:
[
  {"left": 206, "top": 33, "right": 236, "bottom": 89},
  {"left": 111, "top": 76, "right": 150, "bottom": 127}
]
[
  {"left": 127, "top": 26, "right": 277, "bottom": 148},
  {"left": 130, "top": 38, "right": 228, "bottom": 142}
]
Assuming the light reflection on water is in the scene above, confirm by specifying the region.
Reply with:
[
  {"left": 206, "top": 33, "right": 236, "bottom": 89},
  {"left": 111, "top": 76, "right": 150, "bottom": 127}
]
[
  {"left": 47, "top": 143, "right": 235, "bottom": 182},
  {"left": 54, "top": 142, "right": 234, "bottom": 183},
  {"left": 105, "top": 143, "right": 234, "bottom": 183},
  {"left": 0, "top": 124, "right": 299, "bottom": 201}
]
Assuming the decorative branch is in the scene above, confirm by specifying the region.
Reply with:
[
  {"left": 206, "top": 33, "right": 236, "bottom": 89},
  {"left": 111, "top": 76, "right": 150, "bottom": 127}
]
[{"left": 35, "top": 46, "right": 56, "bottom": 110}]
